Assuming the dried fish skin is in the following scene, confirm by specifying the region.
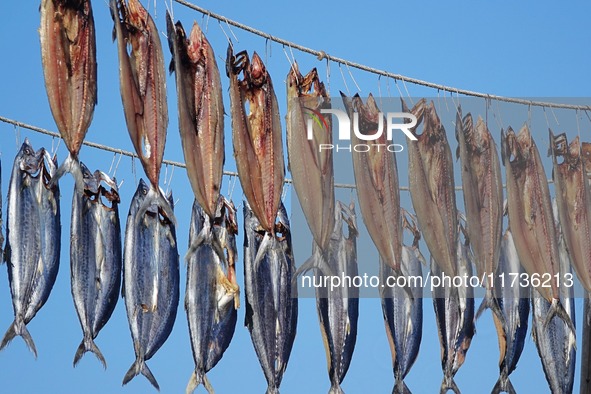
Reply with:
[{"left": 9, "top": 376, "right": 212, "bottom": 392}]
[
  {"left": 185, "top": 198, "right": 239, "bottom": 394},
  {"left": 110, "top": 0, "right": 168, "bottom": 189},
  {"left": 70, "top": 163, "right": 122, "bottom": 368},
  {"left": 40, "top": 0, "right": 97, "bottom": 158},
  {"left": 405, "top": 99, "right": 458, "bottom": 278},
  {"left": 314, "top": 201, "right": 358, "bottom": 393},
  {"left": 341, "top": 92, "right": 402, "bottom": 275},
  {"left": 122, "top": 179, "right": 179, "bottom": 390},
  {"left": 227, "top": 46, "right": 285, "bottom": 233},
  {"left": 243, "top": 202, "right": 297, "bottom": 393},
  {"left": 550, "top": 131, "right": 591, "bottom": 292},
  {"left": 1, "top": 140, "right": 61, "bottom": 358},
  {"left": 167, "top": 14, "right": 225, "bottom": 219},
  {"left": 286, "top": 63, "right": 334, "bottom": 254}
]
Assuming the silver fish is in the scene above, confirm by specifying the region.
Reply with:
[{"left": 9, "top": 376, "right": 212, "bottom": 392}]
[
  {"left": 122, "top": 179, "right": 179, "bottom": 390},
  {"left": 185, "top": 197, "right": 239, "bottom": 394},
  {"left": 455, "top": 109, "right": 504, "bottom": 324},
  {"left": 243, "top": 202, "right": 298, "bottom": 394},
  {"left": 432, "top": 222, "right": 475, "bottom": 394},
  {"left": 531, "top": 201, "right": 576, "bottom": 394},
  {"left": 314, "top": 201, "right": 358, "bottom": 394},
  {"left": 71, "top": 163, "right": 121, "bottom": 368},
  {"left": 1, "top": 139, "right": 61, "bottom": 357},
  {"left": 491, "top": 229, "right": 529, "bottom": 394},
  {"left": 381, "top": 211, "right": 424, "bottom": 394}
]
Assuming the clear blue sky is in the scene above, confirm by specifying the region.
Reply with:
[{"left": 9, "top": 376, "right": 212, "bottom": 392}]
[{"left": 0, "top": 1, "right": 590, "bottom": 393}]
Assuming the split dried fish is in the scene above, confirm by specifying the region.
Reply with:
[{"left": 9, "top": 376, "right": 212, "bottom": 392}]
[
  {"left": 167, "top": 14, "right": 225, "bottom": 219},
  {"left": 227, "top": 46, "right": 285, "bottom": 233}
]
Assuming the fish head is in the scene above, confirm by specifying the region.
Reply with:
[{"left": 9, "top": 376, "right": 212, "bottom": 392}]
[
  {"left": 424, "top": 101, "right": 446, "bottom": 143},
  {"left": 96, "top": 170, "right": 121, "bottom": 208},
  {"left": 514, "top": 124, "right": 533, "bottom": 161},
  {"left": 17, "top": 139, "right": 44, "bottom": 175},
  {"left": 126, "top": 0, "right": 148, "bottom": 31},
  {"left": 249, "top": 52, "right": 267, "bottom": 87},
  {"left": 400, "top": 97, "right": 426, "bottom": 139},
  {"left": 187, "top": 21, "right": 205, "bottom": 63},
  {"left": 79, "top": 161, "right": 100, "bottom": 194}
]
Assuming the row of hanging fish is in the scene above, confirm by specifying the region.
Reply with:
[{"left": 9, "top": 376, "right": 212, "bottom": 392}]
[{"left": 1, "top": 0, "right": 587, "bottom": 393}]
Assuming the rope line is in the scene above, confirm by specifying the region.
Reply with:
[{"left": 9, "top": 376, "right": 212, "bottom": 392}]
[{"left": 172, "top": 0, "right": 591, "bottom": 111}]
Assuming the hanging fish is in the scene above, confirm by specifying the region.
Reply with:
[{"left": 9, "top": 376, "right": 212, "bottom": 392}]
[
  {"left": 110, "top": 0, "right": 173, "bottom": 221},
  {"left": 432, "top": 221, "right": 475, "bottom": 394},
  {"left": 185, "top": 197, "right": 239, "bottom": 394},
  {"left": 313, "top": 201, "right": 358, "bottom": 394},
  {"left": 0, "top": 158, "right": 3, "bottom": 257},
  {"left": 455, "top": 109, "right": 504, "bottom": 324},
  {"left": 404, "top": 99, "right": 459, "bottom": 278},
  {"left": 1, "top": 139, "right": 61, "bottom": 357},
  {"left": 491, "top": 229, "right": 529, "bottom": 394},
  {"left": 122, "top": 179, "right": 179, "bottom": 390},
  {"left": 531, "top": 201, "right": 576, "bottom": 394},
  {"left": 227, "top": 46, "right": 285, "bottom": 233},
  {"left": 70, "top": 163, "right": 121, "bottom": 368},
  {"left": 341, "top": 93, "right": 404, "bottom": 279},
  {"left": 40, "top": 0, "right": 97, "bottom": 188},
  {"left": 166, "top": 14, "right": 225, "bottom": 220},
  {"left": 286, "top": 63, "right": 334, "bottom": 255},
  {"left": 381, "top": 210, "right": 424, "bottom": 394},
  {"left": 243, "top": 202, "right": 297, "bottom": 394},
  {"left": 549, "top": 131, "right": 591, "bottom": 292},
  {"left": 501, "top": 125, "right": 574, "bottom": 332}
]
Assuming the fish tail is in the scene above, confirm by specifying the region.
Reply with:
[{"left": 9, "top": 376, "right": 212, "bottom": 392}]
[
  {"left": 265, "top": 385, "right": 280, "bottom": 394},
  {"left": 328, "top": 382, "right": 345, "bottom": 394},
  {"left": 475, "top": 289, "right": 506, "bottom": 329},
  {"left": 544, "top": 298, "right": 575, "bottom": 335},
  {"left": 0, "top": 319, "right": 37, "bottom": 358},
  {"left": 185, "top": 370, "right": 214, "bottom": 394},
  {"left": 491, "top": 375, "right": 516, "bottom": 394},
  {"left": 50, "top": 153, "right": 83, "bottom": 192},
  {"left": 122, "top": 357, "right": 160, "bottom": 391},
  {"left": 392, "top": 378, "right": 412, "bottom": 394},
  {"left": 73, "top": 335, "right": 107, "bottom": 369},
  {"left": 440, "top": 376, "right": 461, "bottom": 394}
]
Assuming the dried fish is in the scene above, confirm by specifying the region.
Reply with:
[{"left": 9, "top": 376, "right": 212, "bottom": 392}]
[
  {"left": 314, "top": 201, "right": 358, "bottom": 394},
  {"left": 381, "top": 211, "right": 424, "bottom": 394},
  {"left": 501, "top": 125, "right": 574, "bottom": 332},
  {"left": 1, "top": 140, "right": 61, "bottom": 357},
  {"left": 286, "top": 63, "right": 334, "bottom": 254},
  {"left": 405, "top": 99, "right": 458, "bottom": 278},
  {"left": 227, "top": 46, "right": 285, "bottom": 233},
  {"left": 243, "top": 202, "right": 297, "bottom": 394},
  {"left": 122, "top": 179, "right": 179, "bottom": 390},
  {"left": 491, "top": 229, "right": 529, "bottom": 394},
  {"left": 185, "top": 198, "right": 239, "bottom": 394},
  {"left": 455, "top": 109, "right": 504, "bottom": 325},
  {"left": 40, "top": 0, "right": 97, "bottom": 188},
  {"left": 167, "top": 14, "right": 225, "bottom": 219},
  {"left": 71, "top": 163, "right": 122, "bottom": 368}
]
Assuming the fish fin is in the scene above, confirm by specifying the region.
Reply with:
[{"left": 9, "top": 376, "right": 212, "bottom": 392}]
[
  {"left": 440, "top": 376, "right": 461, "bottom": 394},
  {"left": 491, "top": 376, "right": 516, "bottom": 394},
  {"left": 543, "top": 298, "right": 576, "bottom": 337},
  {"left": 393, "top": 379, "right": 412, "bottom": 394},
  {"left": 73, "top": 335, "right": 107, "bottom": 369},
  {"left": 122, "top": 357, "right": 160, "bottom": 391},
  {"left": 475, "top": 290, "right": 506, "bottom": 330},
  {"left": 0, "top": 319, "right": 37, "bottom": 358},
  {"left": 186, "top": 370, "right": 214, "bottom": 394},
  {"left": 329, "top": 382, "right": 345, "bottom": 394}
]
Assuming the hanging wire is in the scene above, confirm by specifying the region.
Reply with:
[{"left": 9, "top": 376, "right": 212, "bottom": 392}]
[{"left": 171, "top": 0, "right": 589, "bottom": 111}]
